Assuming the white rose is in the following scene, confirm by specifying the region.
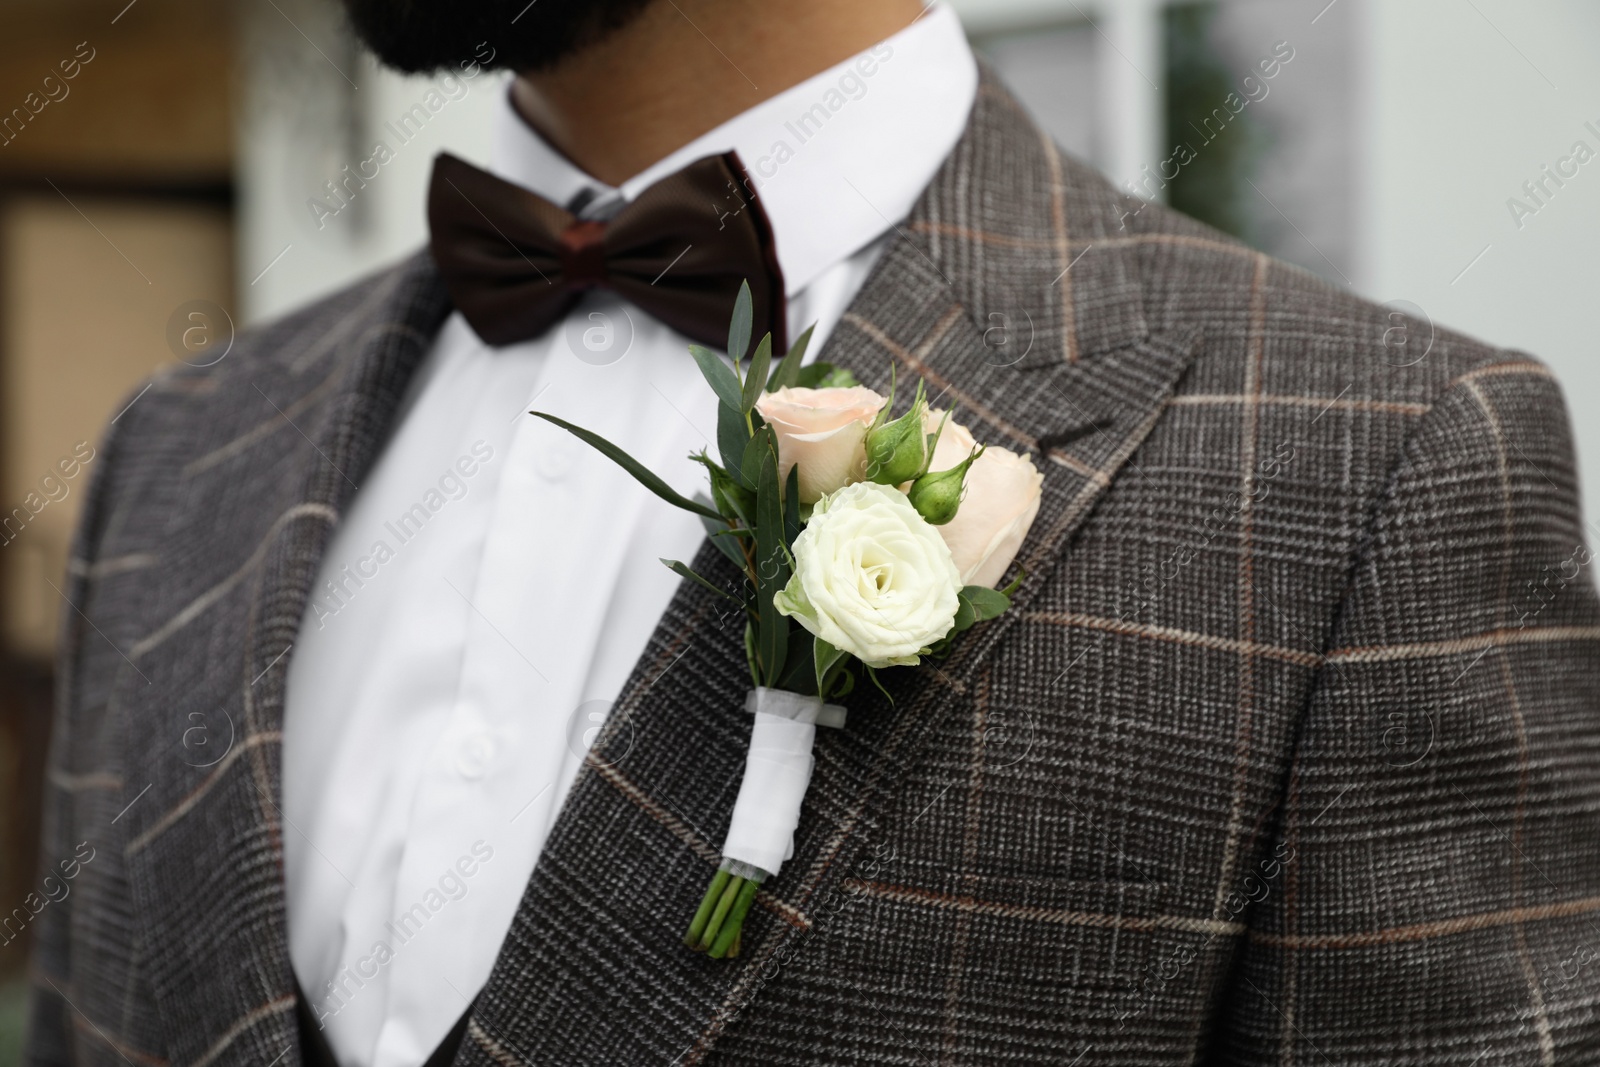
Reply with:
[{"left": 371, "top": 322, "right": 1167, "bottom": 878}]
[
  {"left": 923, "top": 410, "right": 1045, "bottom": 588},
  {"left": 774, "top": 481, "right": 962, "bottom": 669},
  {"left": 755, "top": 385, "right": 885, "bottom": 503}
]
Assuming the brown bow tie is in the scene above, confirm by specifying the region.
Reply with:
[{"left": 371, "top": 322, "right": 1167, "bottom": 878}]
[{"left": 427, "top": 151, "right": 786, "bottom": 352}]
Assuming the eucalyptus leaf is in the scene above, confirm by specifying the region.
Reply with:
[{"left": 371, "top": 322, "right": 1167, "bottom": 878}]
[
  {"left": 961, "top": 585, "right": 1011, "bottom": 621},
  {"left": 783, "top": 464, "right": 801, "bottom": 549},
  {"left": 717, "top": 401, "right": 751, "bottom": 487},
  {"left": 692, "top": 487, "right": 720, "bottom": 520},
  {"left": 699, "top": 513, "right": 747, "bottom": 569},
  {"left": 948, "top": 596, "right": 978, "bottom": 637},
  {"left": 532, "top": 412, "right": 721, "bottom": 520},
  {"left": 728, "top": 280, "right": 753, "bottom": 364},
  {"left": 689, "top": 344, "right": 743, "bottom": 412},
  {"left": 754, "top": 426, "right": 788, "bottom": 686},
  {"left": 741, "top": 333, "right": 772, "bottom": 413},
  {"left": 741, "top": 427, "right": 770, "bottom": 489},
  {"left": 765, "top": 323, "right": 814, "bottom": 392},
  {"left": 661, "top": 558, "right": 740, "bottom": 602}
]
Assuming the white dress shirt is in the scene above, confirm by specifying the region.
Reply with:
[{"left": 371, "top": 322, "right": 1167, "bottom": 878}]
[{"left": 281, "top": 8, "right": 976, "bottom": 1066}]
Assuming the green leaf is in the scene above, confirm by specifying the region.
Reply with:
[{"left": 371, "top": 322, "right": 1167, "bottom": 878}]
[
  {"left": 661, "top": 558, "right": 740, "bottom": 602},
  {"left": 741, "top": 427, "right": 771, "bottom": 489},
  {"left": 691, "top": 487, "right": 727, "bottom": 528},
  {"left": 531, "top": 412, "right": 721, "bottom": 520},
  {"left": 765, "top": 323, "right": 815, "bottom": 392},
  {"left": 946, "top": 585, "right": 1010, "bottom": 641},
  {"left": 728, "top": 280, "right": 753, "bottom": 364},
  {"left": 689, "top": 344, "right": 743, "bottom": 412},
  {"left": 961, "top": 585, "right": 1011, "bottom": 621},
  {"left": 783, "top": 464, "right": 801, "bottom": 548},
  {"left": 1000, "top": 567, "right": 1027, "bottom": 598},
  {"left": 864, "top": 664, "right": 895, "bottom": 705},
  {"left": 717, "top": 401, "right": 752, "bottom": 487},
  {"left": 697, "top": 455, "right": 754, "bottom": 524},
  {"left": 741, "top": 333, "right": 772, "bottom": 413},
  {"left": 814, "top": 637, "right": 846, "bottom": 698},
  {"left": 699, "top": 513, "right": 748, "bottom": 569},
  {"left": 794, "top": 361, "right": 850, "bottom": 389},
  {"left": 948, "top": 596, "right": 978, "bottom": 637},
  {"left": 744, "top": 621, "right": 760, "bottom": 691},
  {"left": 775, "top": 628, "right": 819, "bottom": 695},
  {"left": 753, "top": 426, "right": 789, "bottom": 686}
]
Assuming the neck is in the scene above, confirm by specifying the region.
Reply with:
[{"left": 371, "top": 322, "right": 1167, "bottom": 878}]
[{"left": 510, "top": 0, "right": 926, "bottom": 186}]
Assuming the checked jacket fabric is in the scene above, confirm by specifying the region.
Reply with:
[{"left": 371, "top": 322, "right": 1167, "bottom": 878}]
[{"left": 26, "top": 69, "right": 1600, "bottom": 1066}]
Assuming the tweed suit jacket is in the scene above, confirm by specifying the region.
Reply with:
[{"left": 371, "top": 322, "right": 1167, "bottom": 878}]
[{"left": 26, "top": 71, "right": 1600, "bottom": 1066}]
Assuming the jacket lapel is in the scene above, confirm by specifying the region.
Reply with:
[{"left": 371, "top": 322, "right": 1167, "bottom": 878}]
[
  {"left": 464, "top": 72, "right": 1201, "bottom": 1064},
  {"left": 114, "top": 255, "right": 451, "bottom": 1067}
]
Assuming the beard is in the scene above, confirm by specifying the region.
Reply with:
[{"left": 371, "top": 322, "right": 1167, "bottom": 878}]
[{"left": 339, "top": 0, "right": 659, "bottom": 74}]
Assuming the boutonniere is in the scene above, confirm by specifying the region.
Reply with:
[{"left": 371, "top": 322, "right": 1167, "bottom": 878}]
[{"left": 534, "top": 282, "right": 1043, "bottom": 958}]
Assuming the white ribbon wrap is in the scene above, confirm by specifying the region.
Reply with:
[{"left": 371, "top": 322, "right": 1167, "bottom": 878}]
[{"left": 719, "top": 688, "right": 847, "bottom": 878}]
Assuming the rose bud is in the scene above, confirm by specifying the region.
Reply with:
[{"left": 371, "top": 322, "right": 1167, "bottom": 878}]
[
  {"left": 908, "top": 445, "right": 984, "bottom": 525},
  {"left": 864, "top": 379, "right": 929, "bottom": 486}
]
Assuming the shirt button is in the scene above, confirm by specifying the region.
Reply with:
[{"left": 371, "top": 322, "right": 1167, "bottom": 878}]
[
  {"left": 455, "top": 732, "right": 496, "bottom": 779},
  {"left": 536, "top": 439, "right": 576, "bottom": 482}
]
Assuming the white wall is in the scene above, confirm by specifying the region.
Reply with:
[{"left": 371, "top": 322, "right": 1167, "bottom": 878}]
[{"left": 1361, "top": 0, "right": 1600, "bottom": 533}]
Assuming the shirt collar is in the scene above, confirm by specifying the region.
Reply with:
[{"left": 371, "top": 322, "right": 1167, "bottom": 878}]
[{"left": 487, "top": 3, "right": 976, "bottom": 297}]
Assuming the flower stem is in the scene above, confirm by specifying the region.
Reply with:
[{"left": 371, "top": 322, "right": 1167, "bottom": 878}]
[
  {"left": 684, "top": 869, "right": 732, "bottom": 949},
  {"left": 697, "top": 873, "right": 746, "bottom": 951},
  {"left": 707, "top": 878, "right": 760, "bottom": 958}
]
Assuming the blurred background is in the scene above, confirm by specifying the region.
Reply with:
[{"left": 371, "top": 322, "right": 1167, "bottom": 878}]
[{"left": 0, "top": 0, "right": 1595, "bottom": 1054}]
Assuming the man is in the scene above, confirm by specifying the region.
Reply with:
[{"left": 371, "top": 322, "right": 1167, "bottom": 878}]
[{"left": 26, "top": 0, "right": 1600, "bottom": 1063}]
